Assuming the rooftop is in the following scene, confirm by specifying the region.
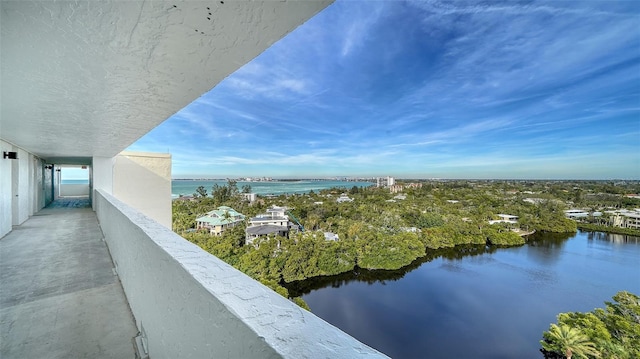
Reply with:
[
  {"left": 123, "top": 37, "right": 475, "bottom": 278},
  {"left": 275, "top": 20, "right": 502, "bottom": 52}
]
[{"left": 196, "top": 206, "right": 245, "bottom": 226}]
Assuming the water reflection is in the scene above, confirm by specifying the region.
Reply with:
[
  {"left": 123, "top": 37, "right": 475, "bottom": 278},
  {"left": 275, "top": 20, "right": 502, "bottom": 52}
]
[
  {"left": 285, "top": 245, "right": 498, "bottom": 297},
  {"left": 524, "top": 232, "right": 573, "bottom": 265},
  {"left": 295, "top": 231, "right": 640, "bottom": 359},
  {"left": 286, "top": 231, "right": 635, "bottom": 296},
  {"left": 585, "top": 230, "right": 640, "bottom": 244}
]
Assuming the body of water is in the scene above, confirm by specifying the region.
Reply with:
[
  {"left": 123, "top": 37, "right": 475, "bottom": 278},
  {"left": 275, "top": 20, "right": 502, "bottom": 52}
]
[
  {"left": 288, "top": 231, "right": 640, "bottom": 359},
  {"left": 172, "top": 180, "right": 373, "bottom": 198}
]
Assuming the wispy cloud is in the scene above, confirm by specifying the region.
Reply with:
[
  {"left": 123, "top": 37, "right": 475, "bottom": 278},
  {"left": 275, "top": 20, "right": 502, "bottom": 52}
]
[{"left": 129, "top": 0, "right": 640, "bottom": 179}]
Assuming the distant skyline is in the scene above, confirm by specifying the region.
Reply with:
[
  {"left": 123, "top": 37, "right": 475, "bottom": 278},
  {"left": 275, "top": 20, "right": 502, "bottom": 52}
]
[{"left": 128, "top": 0, "right": 640, "bottom": 180}]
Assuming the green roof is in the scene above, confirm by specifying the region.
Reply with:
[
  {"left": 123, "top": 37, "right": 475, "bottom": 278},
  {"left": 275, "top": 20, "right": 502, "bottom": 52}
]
[{"left": 196, "top": 206, "right": 245, "bottom": 226}]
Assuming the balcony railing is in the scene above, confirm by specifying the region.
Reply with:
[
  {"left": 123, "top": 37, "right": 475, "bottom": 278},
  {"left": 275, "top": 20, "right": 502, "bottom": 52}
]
[
  {"left": 59, "top": 183, "right": 90, "bottom": 197},
  {"left": 94, "top": 189, "right": 386, "bottom": 359}
]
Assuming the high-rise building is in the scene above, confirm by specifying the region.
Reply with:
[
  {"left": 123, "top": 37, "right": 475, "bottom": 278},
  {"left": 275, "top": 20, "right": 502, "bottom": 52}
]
[{"left": 376, "top": 176, "right": 395, "bottom": 187}]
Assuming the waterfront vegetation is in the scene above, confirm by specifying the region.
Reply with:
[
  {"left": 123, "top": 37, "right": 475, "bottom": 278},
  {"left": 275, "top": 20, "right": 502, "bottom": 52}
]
[
  {"left": 172, "top": 180, "right": 638, "bottom": 306},
  {"left": 541, "top": 291, "right": 640, "bottom": 359},
  {"left": 576, "top": 223, "right": 640, "bottom": 237}
]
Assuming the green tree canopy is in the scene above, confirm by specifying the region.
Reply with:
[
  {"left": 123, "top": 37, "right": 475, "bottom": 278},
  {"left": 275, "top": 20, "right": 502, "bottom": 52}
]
[{"left": 541, "top": 291, "right": 639, "bottom": 359}]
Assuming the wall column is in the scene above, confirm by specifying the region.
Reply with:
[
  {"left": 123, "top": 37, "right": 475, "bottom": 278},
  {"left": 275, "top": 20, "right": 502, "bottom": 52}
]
[{"left": 92, "top": 156, "right": 114, "bottom": 211}]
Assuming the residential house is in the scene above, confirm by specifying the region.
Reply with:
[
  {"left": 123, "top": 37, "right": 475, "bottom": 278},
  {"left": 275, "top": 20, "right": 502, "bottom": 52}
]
[
  {"left": 196, "top": 206, "right": 245, "bottom": 236},
  {"left": 245, "top": 206, "right": 298, "bottom": 245},
  {"left": 564, "top": 209, "right": 589, "bottom": 220},
  {"left": 524, "top": 198, "right": 544, "bottom": 204},
  {"left": 489, "top": 214, "right": 518, "bottom": 225},
  {"left": 324, "top": 232, "right": 339, "bottom": 241},
  {"left": 336, "top": 193, "right": 354, "bottom": 203}
]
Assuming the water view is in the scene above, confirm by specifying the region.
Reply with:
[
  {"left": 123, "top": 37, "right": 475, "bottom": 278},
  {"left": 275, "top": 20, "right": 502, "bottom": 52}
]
[
  {"left": 287, "top": 231, "right": 640, "bottom": 359},
  {"left": 172, "top": 179, "right": 373, "bottom": 198}
]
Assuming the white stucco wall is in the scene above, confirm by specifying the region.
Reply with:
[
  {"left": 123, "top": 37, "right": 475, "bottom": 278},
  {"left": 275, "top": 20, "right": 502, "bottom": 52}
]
[
  {"left": 95, "top": 190, "right": 387, "bottom": 359},
  {"left": 53, "top": 164, "right": 61, "bottom": 201},
  {"left": 113, "top": 152, "right": 172, "bottom": 228},
  {"left": 92, "top": 156, "right": 114, "bottom": 196},
  {"left": 0, "top": 141, "right": 46, "bottom": 237},
  {"left": 0, "top": 140, "right": 13, "bottom": 238},
  {"left": 1, "top": 1, "right": 333, "bottom": 161},
  {"left": 43, "top": 164, "right": 53, "bottom": 206},
  {"left": 28, "top": 154, "right": 44, "bottom": 215},
  {"left": 28, "top": 153, "right": 35, "bottom": 216},
  {"left": 12, "top": 147, "right": 29, "bottom": 226}
]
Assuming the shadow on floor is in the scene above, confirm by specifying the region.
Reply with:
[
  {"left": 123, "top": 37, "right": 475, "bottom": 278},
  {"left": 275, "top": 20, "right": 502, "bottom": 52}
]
[{"left": 47, "top": 197, "right": 91, "bottom": 208}]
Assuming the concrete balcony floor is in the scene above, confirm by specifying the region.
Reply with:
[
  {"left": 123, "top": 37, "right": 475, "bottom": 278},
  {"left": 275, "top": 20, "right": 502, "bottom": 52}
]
[{"left": 1, "top": 198, "right": 137, "bottom": 359}]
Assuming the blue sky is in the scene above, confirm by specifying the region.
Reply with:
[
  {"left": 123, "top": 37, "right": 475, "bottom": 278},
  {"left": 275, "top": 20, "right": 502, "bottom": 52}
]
[{"left": 128, "top": 0, "right": 640, "bottom": 180}]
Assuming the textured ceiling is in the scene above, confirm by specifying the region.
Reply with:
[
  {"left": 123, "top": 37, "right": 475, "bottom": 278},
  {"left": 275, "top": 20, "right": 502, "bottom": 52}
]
[{"left": 0, "top": 0, "right": 331, "bottom": 163}]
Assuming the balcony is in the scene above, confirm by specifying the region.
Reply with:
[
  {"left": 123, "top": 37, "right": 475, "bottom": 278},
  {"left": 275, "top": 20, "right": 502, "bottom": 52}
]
[
  {"left": 1, "top": 191, "right": 386, "bottom": 358},
  {"left": 0, "top": 1, "right": 386, "bottom": 357},
  {"left": 0, "top": 198, "right": 137, "bottom": 358}
]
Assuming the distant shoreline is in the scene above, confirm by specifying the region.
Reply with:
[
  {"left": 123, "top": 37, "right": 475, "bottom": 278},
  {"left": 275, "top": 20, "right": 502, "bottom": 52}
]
[
  {"left": 173, "top": 178, "right": 376, "bottom": 182},
  {"left": 171, "top": 179, "right": 374, "bottom": 198}
]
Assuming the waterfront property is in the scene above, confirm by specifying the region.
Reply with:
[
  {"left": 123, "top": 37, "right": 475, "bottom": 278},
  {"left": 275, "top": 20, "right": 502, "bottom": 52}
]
[
  {"left": 565, "top": 208, "right": 640, "bottom": 230},
  {"left": 196, "top": 206, "right": 245, "bottom": 236},
  {"left": 606, "top": 209, "right": 640, "bottom": 229},
  {"left": 245, "top": 206, "right": 300, "bottom": 245},
  {"left": 564, "top": 209, "right": 590, "bottom": 219}
]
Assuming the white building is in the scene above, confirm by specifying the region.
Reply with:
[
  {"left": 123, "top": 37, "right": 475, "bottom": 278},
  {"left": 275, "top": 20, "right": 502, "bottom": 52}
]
[
  {"left": 324, "top": 232, "right": 340, "bottom": 241},
  {"left": 245, "top": 206, "right": 300, "bottom": 245},
  {"left": 524, "top": 198, "right": 545, "bottom": 204},
  {"left": 376, "top": 176, "right": 395, "bottom": 188},
  {"left": 564, "top": 209, "right": 590, "bottom": 219},
  {"left": 606, "top": 209, "right": 640, "bottom": 230},
  {"left": 248, "top": 206, "right": 290, "bottom": 227},
  {"left": 0, "top": 2, "right": 385, "bottom": 358},
  {"left": 242, "top": 192, "right": 257, "bottom": 203},
  {"left": 489, "top": 214, "right": 519, "bottom": 225},
  {"left": 337, "top": 193, "right": 354, "bottom": 203}
]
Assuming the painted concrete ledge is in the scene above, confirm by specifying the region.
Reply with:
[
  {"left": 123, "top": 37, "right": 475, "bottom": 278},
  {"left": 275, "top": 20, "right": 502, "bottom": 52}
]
[{"left": 95, "top": 189, "right": 387, "bottom": 359}]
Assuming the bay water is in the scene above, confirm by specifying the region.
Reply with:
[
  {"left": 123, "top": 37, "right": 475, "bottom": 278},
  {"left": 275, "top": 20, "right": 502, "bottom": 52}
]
[
  {"left": 172, "top": 179, "right": 373, "bottom": 198},
  {"left": 289, "top": 231, "right": 640, "bottom": 359}
]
